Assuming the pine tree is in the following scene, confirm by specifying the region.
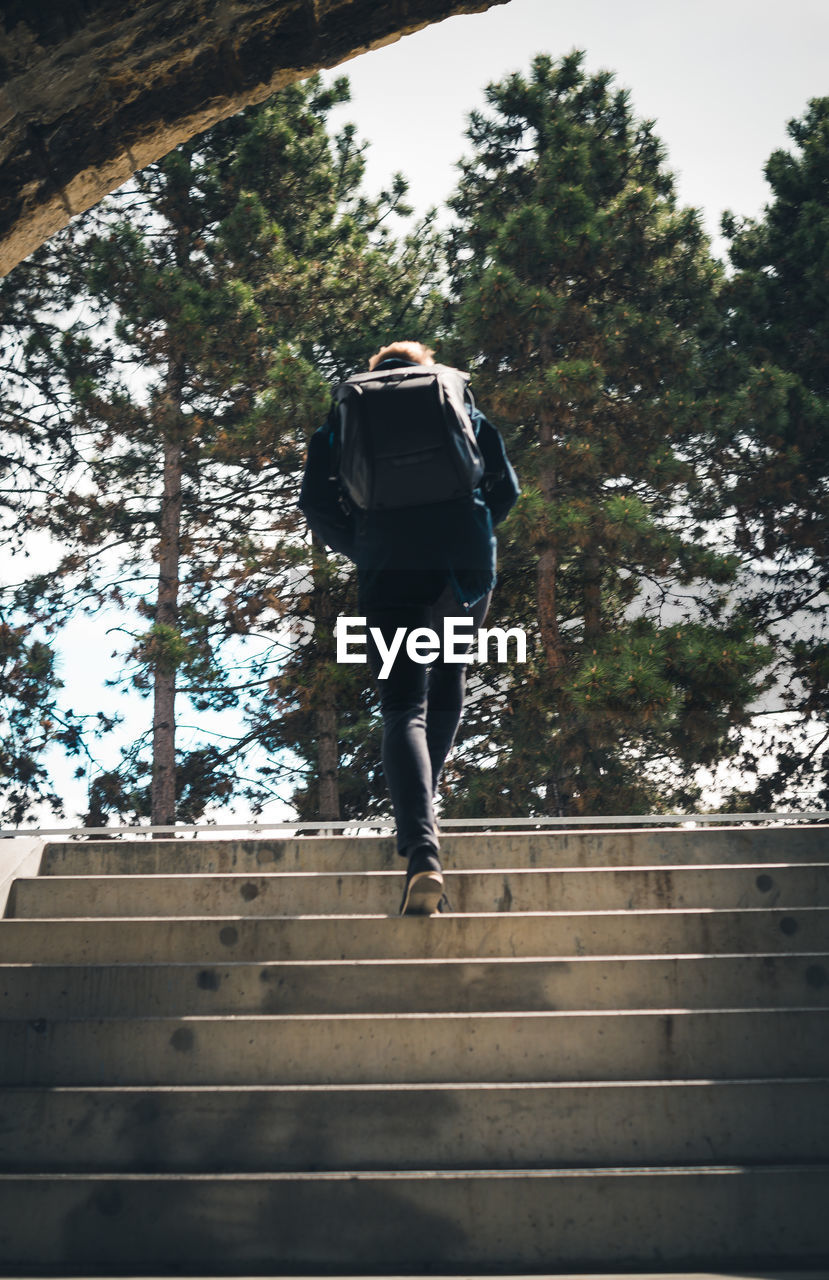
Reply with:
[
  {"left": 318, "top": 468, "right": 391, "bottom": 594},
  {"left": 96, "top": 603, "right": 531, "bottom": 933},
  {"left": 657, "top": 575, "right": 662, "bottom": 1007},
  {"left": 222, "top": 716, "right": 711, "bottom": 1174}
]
[
  {"left": 0, "top": 239, "right": 115, "bottom": 822},
  {"left": 719, "top": 98, "right": 829, "bottom": 808},
  {"left": 198, "top": 80, "right": 445, "bottom": 822},
  {"left": 444, "top": 52, "right": 770, "bottom": 816},
  {"left": 0, "top": 619, "right": 62, "bottom": 824},
  {"left": 19, "top": 76, "right": 441, "bottom": 826}
]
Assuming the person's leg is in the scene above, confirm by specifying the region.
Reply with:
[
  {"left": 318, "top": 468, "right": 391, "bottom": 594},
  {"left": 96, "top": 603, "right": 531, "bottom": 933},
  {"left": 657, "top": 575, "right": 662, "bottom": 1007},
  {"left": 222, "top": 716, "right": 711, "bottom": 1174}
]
[
  {"left": 425, "top": 587, "right": 491, "bottom": 796},
  {"left": 366, "top": 589, "right": 490, "bottom": 914},
  {"left": 366, "top": 605, "right": 439, "bottom": 860}
]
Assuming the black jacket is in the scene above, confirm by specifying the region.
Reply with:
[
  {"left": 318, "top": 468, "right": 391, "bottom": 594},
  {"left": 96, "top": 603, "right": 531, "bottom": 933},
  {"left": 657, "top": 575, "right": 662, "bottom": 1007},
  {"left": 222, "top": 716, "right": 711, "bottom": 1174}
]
[{"left": 299, "top": 359, "right": 520, "bottom": 611}]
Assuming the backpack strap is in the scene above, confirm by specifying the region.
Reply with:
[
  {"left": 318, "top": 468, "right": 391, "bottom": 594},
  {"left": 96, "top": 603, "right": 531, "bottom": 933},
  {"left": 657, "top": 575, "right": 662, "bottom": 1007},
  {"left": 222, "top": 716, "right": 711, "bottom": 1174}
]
[
  {"left": 326, "top": 403, "right": 339, "bottom": 481},
  {"left": 325, "top": 404, "right": 354, "bottom": 515}
]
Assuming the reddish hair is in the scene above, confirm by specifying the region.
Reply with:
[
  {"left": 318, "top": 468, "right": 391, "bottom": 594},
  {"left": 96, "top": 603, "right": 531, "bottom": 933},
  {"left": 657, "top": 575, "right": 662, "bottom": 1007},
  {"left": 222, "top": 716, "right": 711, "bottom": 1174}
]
[{"left": 368, "top": 340, "right": 435, "bottom": 370}]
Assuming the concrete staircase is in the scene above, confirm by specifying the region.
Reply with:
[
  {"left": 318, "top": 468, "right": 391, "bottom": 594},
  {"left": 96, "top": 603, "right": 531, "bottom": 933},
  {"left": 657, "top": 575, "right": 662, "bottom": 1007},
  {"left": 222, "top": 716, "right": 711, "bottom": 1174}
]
[{"left": 0, "top": 823, "right": 828, "bottom": 1273}]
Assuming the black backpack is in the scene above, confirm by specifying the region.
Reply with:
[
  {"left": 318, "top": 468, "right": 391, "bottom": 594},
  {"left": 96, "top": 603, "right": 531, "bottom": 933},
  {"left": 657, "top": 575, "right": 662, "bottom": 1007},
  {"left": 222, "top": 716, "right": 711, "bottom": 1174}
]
[{"left": 333, "top": 363, "right": 486, "bottom": 511}]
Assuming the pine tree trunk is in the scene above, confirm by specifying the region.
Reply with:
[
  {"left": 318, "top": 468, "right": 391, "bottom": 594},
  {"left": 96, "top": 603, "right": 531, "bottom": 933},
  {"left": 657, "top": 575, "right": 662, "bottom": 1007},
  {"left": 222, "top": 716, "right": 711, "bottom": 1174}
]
[
  {"left": 583, "top": 551, "right": 602, "bottom": 643},
  {"left": 311, "top": 536, "right": 341, "bottom": 822},
  {"left": 537, "top": 406, "right": 568, "bottom": 813},
  {"left": 316, "top": 702, "right": 340, "bottom": 820},
  {"left": 537, "top": 414, "right": 565, "bottom": 670},
  {"left": 151, "top": 362, "right": 184, "bottom": 833},
  {"left": 537, "top": 545, "right": 563, "bottom": 669}
]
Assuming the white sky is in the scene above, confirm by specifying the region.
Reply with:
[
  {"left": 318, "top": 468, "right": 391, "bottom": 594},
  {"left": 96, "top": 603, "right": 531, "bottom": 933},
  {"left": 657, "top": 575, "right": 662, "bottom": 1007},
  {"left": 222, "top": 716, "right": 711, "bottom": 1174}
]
[{"left": 326, "top": 0, "right": 829, "bottom": 255}]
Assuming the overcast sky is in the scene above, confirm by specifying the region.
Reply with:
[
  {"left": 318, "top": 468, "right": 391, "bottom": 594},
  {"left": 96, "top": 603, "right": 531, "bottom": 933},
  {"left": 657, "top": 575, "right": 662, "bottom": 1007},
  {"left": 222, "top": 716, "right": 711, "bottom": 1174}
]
[{"left": 325, "top": 0, "right": 829, "bottom": 255}]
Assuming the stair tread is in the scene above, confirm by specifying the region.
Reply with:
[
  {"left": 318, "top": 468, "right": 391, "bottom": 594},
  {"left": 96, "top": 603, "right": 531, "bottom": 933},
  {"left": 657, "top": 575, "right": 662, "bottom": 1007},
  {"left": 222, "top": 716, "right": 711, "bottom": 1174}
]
[
  {"left": 3, "top": 1162, "right": 829, "bottom": 1177},
  {"left": 2, "top": 950, "right": 826, "bottom": 965},
  {"left": 24, "top": 861, "right": 829, "bottom": 875},
  {"left": 6, "top": 1006, "right": 828, "bottom": 1019},
  {"left": 4, "top": 1076, "right": 829, "bottom": 1090},
  {"left": 7, "top": 904, "right": 828, "bottom": 917}
]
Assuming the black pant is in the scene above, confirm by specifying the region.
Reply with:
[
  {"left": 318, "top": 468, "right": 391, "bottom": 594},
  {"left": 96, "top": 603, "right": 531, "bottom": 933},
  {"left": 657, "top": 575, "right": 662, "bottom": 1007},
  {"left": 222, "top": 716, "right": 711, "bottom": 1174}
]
[{"left": 367, "top": 583, "right": 490, "bottom": 858}]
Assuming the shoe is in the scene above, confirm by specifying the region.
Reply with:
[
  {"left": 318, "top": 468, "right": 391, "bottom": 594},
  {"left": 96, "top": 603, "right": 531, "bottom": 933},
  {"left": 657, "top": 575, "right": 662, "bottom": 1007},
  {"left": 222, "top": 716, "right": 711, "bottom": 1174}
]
[{"left": 399, "top": 846, "right": 444, "bottom": 916}]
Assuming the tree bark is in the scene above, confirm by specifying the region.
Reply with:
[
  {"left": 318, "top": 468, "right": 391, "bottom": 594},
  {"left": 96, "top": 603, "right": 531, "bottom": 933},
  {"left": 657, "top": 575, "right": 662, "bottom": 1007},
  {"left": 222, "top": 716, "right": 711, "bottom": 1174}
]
[
  {"left": 316, "top": 701, "right": 341, "bottom": 820},
  {"left": 311, "top": 535, "right": 340, "bottom": 821},
  {"left": 583, "top": 550, "right": 602, "bottom": 643},
  {"left": 536, "top": 413, "right": 565, "bottom": 670},
  {"left": 151, "top": 360, "right": 184, "bottom": 833}
]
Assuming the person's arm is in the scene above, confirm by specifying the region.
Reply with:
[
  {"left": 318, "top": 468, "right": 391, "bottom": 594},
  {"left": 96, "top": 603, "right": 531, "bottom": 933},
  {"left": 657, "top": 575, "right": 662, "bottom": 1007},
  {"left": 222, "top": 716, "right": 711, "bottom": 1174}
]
[
  {"left": 298, "top": 416, "right": 356, "bottom": 559},
  {"left": 472, "top": 407, "right": 520, "bottom": 526}
]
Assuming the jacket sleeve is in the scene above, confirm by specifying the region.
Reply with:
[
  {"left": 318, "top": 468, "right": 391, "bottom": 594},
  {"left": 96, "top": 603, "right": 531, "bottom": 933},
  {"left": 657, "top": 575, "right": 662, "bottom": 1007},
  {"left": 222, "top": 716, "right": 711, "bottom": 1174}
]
[
  {"left": 472, "top": 408, "right": 520, "bottom": 526},
  {"left": 298, "top": 416, "right": 356, "bottom": 560}
]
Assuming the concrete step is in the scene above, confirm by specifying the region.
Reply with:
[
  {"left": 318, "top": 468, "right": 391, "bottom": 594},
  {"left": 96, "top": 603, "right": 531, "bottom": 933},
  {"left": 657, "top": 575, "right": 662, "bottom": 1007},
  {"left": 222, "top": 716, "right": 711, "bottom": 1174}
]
[
  {"left": 1, "top": 1079, "right": 827, "bottom": 1172},
  {"left": 38, "top": 823, "right": 829, "bottom": 876},
  {"left": 2, "top": 1008, "right": 827, "bottom": 1086},
  {"left": 10, "top": 863, "right": 828, "bottom": 918},
  {"left": 2, "top": 954, "right": 827, "bottom": 1017},
  {"left": 0, "top": 1167, "right": 826, "bottom": 1270},
  {"left": 1, "top": 907, "right": 825, "bottom": 963}
]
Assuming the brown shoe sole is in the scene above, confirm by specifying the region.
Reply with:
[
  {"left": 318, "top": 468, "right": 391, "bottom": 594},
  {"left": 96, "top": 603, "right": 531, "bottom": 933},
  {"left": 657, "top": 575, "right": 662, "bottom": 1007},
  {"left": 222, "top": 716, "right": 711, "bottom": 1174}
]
[{"left": 400, "top": 870, "right": 444, "bottom": 916}]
